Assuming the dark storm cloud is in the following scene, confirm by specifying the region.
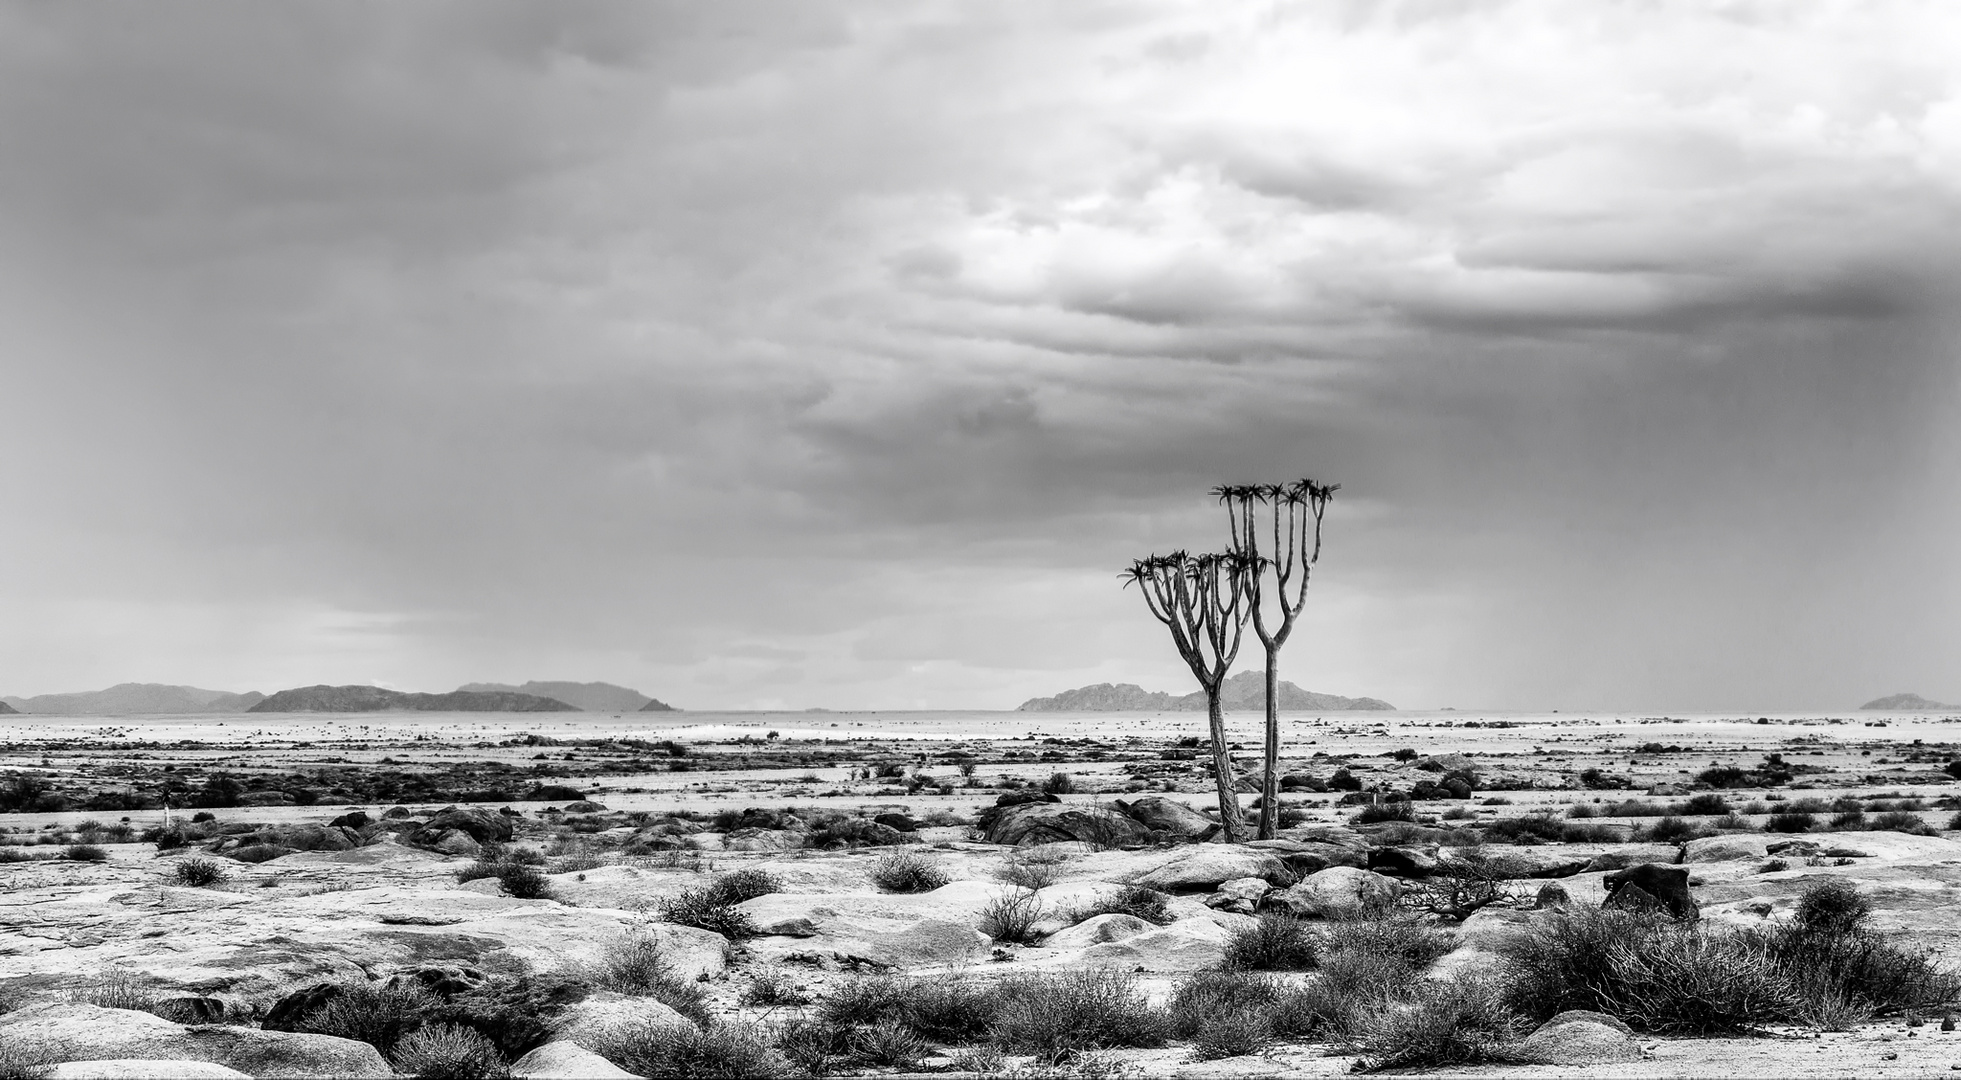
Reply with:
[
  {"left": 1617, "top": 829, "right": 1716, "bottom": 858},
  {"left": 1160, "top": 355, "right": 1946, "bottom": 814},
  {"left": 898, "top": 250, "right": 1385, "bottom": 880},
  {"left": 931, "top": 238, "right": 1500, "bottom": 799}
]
[{"left": 2, "top": 1, "right": 1958, "bottom": 709}]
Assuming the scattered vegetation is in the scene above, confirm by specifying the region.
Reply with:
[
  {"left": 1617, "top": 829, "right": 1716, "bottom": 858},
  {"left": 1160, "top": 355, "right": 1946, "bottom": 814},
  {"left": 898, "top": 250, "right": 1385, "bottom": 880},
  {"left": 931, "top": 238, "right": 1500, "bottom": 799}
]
[
  {"left": 655, "top": 869, "right": 780, "bottom": 938},
  {"left": 991, "top": 970, "right": 1168, "bottom": 1060},
  {"left": 994, "top": 847, "right": 1069, "bottom": 891},
  {"left": 865, "top": 850, "right": 950, "bottom": 893},
  {"left": 1066, "top": 884, "right": 1174, "bottom": 926},
  {"left": 977, "top": 887, "right": 1045, "bottom": 944},
  {"left": 584, "top": 931, "right": 711, "bottom": 1024}
]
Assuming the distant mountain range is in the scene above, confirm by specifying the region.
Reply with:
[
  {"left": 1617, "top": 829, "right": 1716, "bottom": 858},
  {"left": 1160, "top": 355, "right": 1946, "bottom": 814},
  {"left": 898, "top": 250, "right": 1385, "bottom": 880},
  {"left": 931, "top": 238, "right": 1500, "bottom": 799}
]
[
  {"left": 0, "top": 683, "right": 266, "bottom": 715},
  {"left": 1861, "top": 693, "right": 1959, "bottom": 711},
  {"left": 1019, "top": 672, "right": 1393, "bottom": 712},
  {"left": 0, "top": 700, "right": 16, "bottom": 714},
  {"left": 459, "top": 681, "right": 674, "bottom": 713},
  {"left": 2, "top": 679, "right": 677, "bottom": 714},
  {"left": 249, "top": 685, "right": 578, "bottom": 713}
]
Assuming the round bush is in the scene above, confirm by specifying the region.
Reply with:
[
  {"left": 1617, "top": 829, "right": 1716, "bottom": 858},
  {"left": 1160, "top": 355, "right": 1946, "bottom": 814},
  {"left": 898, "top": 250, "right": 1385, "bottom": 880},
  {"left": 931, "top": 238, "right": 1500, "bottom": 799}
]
[
  {"left": 1793, "top": 879, "right": 1870, "bottom": 936},
  {"left": 388, "top": 1023, "right": 508, "bottom": 1079},
  {"left": 173, "top": 857, "right": 228, "bottom": 888}
]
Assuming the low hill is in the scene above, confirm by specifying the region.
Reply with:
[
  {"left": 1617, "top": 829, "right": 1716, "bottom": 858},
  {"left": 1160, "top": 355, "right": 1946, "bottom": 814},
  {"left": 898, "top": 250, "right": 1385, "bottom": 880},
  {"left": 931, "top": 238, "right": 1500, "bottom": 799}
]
[
  {"left": 1020, "top": 671, "right": 1392, "bottom": 712},
  {"left": 458, "top": 681, "right": 655, "bottom": 713},
  {"left": 639, "top": 698, "right": 679, "bottom": 712},
  {"left": 0, "top": 700, "right": 15, "bottom": 714},
  {"left": 248, "top": 685, "right": 577, "bottom": 713},
  {"left": 1861, "top": 693, "right": 1959, "bottom": 711},
  {"left": 0, "top": 683, "right": 265, "bottom": 715}
]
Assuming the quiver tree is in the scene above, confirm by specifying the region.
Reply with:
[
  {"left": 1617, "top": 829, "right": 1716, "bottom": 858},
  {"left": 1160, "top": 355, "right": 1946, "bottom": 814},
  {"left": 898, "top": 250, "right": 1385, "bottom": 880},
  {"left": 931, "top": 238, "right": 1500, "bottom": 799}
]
[
  {"left": 1215, "top": 479, "right": 1338, "bottom": 839},
  {"left": 1124, "top": 549, "right": 1257, "bottom": 842}
]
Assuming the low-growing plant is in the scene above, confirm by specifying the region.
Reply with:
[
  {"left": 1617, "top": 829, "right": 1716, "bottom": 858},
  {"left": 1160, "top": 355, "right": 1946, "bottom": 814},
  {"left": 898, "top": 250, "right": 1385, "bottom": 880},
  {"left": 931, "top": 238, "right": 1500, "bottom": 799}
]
[
  {"left": 172, "top": 857, "right": 228, "bottom": 888},
  {"left": 583, "top": 1017, "right": 794, "bottom": 1079},
  {"left": 657, "top": 888, "right": 756, "bottom": 939},
  {"left": 1766, "top": 812, "right": 1816, "bottom": 834},
  {"left": 1644, "top": 816, "right": 1702, "bottom": 843},
  {"left": 584, "top": 931, "right": 711, "bottom": 1023},
  {"left": 295, "top": 979, "right": 438, "bottom": 1056},
  {"left": 709, "top": 868, "right": 781, "bottom": 904},
  {"left": 991, "top": 970, "right": 1167, "bottom": 1059},
  {"left": 63, "top": 844, "right": 108, "bottom": 863},
  {"left": 0, "top": 1040, "right": 53, "bottom": 1080},
  {"left": 1354, "top": 977, "right": 1519, "bottom": 1069},
  {"left": 848, "top": 1022, "right": 926, "bottom": 1069},
  {"left": 1868, "top": 810, "right": 1934, "bottom": 836},
  {"left": 1168, "top": 970, "right": 1283, "bottom": 1059},
  {"left": 738, "top": 966, "right": 810, "bottom": 1008},
  {"left": 1222, "top": 913, "right": 1317, "bottom": 972},
  {"left": 66, "top": 969, "right": 159, "bottom": 1013},
  {"left": 1829, "top": 810, "right": 1867, "bottom": 830},
  {"left": 1322, "top": 913, "right": 1456, "bottom": 969},
  {"left": 492, "top": 863, "right": 553, "bottom": 900},
  {"left": 977, "top": 887, "right": 1045, "bottom": 944},
  {"left": 1041, "top": 772, "right": 1076, "bottom": 795},
  {"left": 995, "top": 847, "right": 1069, "bottom": 891},
  {"left": 865, "top": 850, "right": 950, "bottom": 893},
  {"left": 388, "top": 1023, "right": 509, "bottom": 1079},
  {"left": 1067, "top": 884, "right": 1174, "bottom": 926},
  {"left": 427, "top": 974, "right": 590, "bottom": 1062},
  {"left": 1351, "top": 801, "right": 1415, "bottom": 825}
]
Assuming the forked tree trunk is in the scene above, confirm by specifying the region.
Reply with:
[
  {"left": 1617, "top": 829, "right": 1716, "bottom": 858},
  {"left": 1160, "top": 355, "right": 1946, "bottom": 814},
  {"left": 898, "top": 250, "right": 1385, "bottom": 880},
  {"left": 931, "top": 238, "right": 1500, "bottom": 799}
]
[
  {"left": 1259, "top": 648, "right": 1281, "bottom": 839},
  {"left": 1206, "top": 691, "right": 1244, "bottom": 843}
]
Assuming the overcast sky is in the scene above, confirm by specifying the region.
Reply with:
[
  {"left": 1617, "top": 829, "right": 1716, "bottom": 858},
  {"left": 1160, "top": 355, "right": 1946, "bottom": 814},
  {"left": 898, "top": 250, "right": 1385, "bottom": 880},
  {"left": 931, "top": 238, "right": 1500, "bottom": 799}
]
[{"left": 3, "top": 1, "right": 1958, "bottom": 712}]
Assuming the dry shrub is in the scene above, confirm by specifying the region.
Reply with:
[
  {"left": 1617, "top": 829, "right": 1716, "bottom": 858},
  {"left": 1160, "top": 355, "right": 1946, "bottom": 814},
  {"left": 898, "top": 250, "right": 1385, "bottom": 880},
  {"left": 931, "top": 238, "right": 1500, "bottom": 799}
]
[
  {"left": 172, "top": 857, "right": 228, "bottom": 887},
  {"left": 1354, "top": 977, "right": 1519, "bottom": 1070},
  {"left": 866, "top": 850, "right": 950, "bottom": 893},
  {"left": 583, "top": 931, "right": 710, "bottom": 1024},
  {"left": 977, "top": 887, "right": 1045, "bottom": 944},
  {"left": 582, "top": 1018, "right": 793, "bottom": 1079},
  {"left": 1066, "top": 884, "right": 1173, "bottom": 926},
  {"left": 990, "top": 970, "right": 1167, "bottom": 1060},
  {"left": 388, "top": 1023, "right": 509, "bottom": 1079},
  {"left": 1222, "top": 913, "right": 1317, "bottom": 972},
  {"left": 296, "top": 980, "right": 438, "bottom": 1056}
]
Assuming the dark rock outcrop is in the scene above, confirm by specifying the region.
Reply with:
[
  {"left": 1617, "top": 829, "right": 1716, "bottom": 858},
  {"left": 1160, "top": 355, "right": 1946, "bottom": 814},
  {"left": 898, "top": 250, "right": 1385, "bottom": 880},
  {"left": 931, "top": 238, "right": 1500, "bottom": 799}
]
[
  {"left": 1602, "top": 863, "right": 1698, "bottom": 921},
  {"left": 978, "top": 802, "right": 1154, "bottom": 847},
  {"left": 406, "top": 806, "right": 515, "bottom": 849},
  {"left": 249, "top": 685, "right": 576, "bottom": 713},
  {"left": 1113, "top": 796, "right": 1218, "bottom": 839},
  {"left": 637, "top": 697, "right": 679, "bottom": 712}
]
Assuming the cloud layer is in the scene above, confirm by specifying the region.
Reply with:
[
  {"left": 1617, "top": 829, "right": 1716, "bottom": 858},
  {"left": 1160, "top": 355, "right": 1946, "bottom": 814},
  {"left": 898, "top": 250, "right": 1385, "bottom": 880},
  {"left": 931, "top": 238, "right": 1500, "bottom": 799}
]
[{"left": 3, "top": 1, "right": 1958, "bottom": 710}]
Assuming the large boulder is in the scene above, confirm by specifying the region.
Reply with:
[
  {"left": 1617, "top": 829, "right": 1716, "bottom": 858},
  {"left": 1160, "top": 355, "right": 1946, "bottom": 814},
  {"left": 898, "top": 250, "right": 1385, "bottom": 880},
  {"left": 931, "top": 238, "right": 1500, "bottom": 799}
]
[
  {"left": 1133, "top": 848, "right": 1290, "bottom": 892},
  {"left": 1513, "top": 1013, "right": 1645, "bottom": 1065},
  {"left": 1113, "top": 796, "right": 1218, "bottom": 839},
  {"left": 51, "top": 1063, "right": 251, "bottom": 1080},
  {"left": 1264, "top": 867, "right": 1400, "bottom": 919},
  {"left": 1681, "top": 835, "right": 1770, "bottom": 863},
  {"left": 1044, "top": 913, "right": 1155, "bottom": 950},
  {"left": 511, "top": 1041, "right": 641, "bottom": 1079},
  {"left": 552, "top": 992, "right": 691, "bottom": 1051},
  {"left": 0, "top": 1004, "right": 389, "bottom": 1078},
  {"left": 981, "top": 802, "right": 1154, "bottom": 848},
  {"left": 213, "top": 825, "right": 360, "bottom": 857},
  {"left": 1243, "top": 838, "right": 1367, "bottom": 875},
  {"left": 1602, "top": 863, "right": 1699, "bottom": 921},
  {"left": 1051, "top": 917, "right": 1234, "bottom": 972},
  {"left": 1204, "top": 877, "right": 1272, "bottom": 915},
  {"left": 738, "top": 885, "right": 994, "bottom": 968},
  {"left": 407, "top": 806, "right": 515, "bottom": 849}
]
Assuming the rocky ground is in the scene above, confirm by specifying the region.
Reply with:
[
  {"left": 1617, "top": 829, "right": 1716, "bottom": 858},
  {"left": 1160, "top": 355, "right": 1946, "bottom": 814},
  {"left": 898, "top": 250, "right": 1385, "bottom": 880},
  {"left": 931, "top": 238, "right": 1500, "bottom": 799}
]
[{"left": 3, "top": 710, "right": 1961, "bottom": 1076}]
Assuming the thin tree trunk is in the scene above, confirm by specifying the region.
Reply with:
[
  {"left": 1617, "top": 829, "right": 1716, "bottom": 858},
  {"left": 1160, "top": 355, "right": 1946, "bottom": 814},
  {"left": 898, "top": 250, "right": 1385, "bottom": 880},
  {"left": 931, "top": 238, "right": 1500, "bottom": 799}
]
[
  {"left": 1258, "top": 647, "right": 1280, "bottom": 839},
  {"left": 1207, "top": 691, "right": 1243, "bottom": 843}
]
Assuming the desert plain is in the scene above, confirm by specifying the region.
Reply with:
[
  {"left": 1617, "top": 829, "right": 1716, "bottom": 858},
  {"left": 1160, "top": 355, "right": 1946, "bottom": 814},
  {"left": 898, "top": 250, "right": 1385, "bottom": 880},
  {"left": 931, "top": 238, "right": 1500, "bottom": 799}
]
[{"left": 6, "top": 705, "right": 1961, "bottom": 1077}]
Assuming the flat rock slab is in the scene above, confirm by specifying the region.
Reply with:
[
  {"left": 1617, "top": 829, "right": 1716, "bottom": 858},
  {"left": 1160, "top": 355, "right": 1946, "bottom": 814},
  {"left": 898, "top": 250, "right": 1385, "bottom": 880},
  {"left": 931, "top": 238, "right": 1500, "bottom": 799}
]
[
  {"left": 50, "top": 1062, "right": 253, "bottom": 1080},
  {"left": 1132, "top": 848, "right": 1290, "bottom": 891},
  {"left": 0, "top": 1004, "right": 389, "bottom": 1078}
]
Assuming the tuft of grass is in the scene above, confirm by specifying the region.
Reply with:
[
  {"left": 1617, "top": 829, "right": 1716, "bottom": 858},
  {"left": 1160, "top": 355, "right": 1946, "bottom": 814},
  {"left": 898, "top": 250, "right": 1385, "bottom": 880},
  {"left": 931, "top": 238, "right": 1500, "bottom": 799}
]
[
  {"left": 1222, "top": 913, "right": 1318, "bottom": 972},
  {"left": 63, "top": 844, "right": 108, "bottom": 863},
  {"left": 66, "top": 969, "right": 159, "bottom": 1013},
  {"left": 848, "top": 1022, "right": 926, "bottom": 1069},
  {"left": 387, "top": 1023, "right": 509, "bottom": 1079},
  {"left": 1765, "top": 812, "right": 1816, "bottom": 834},
  {"left": 172, "top": 857, "right": 228, "bottom": 888},
  {"left": 990, "top": 970, "right": 1167, "bottom": 1059},
  {"left": 865, "top": 850, "right": 951, "bottom": 893},
  {"left": 1167, "top": 971, "right": 1280, "bottom": 1058},
  {"left": 738, "top": 966, "right": 810, "bottom": 1008}
]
